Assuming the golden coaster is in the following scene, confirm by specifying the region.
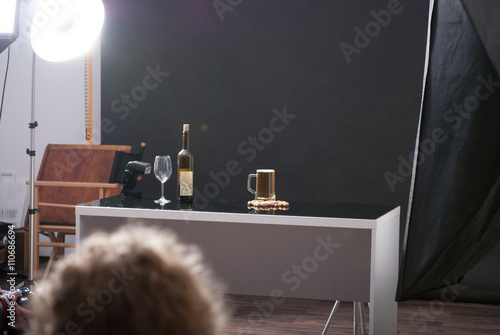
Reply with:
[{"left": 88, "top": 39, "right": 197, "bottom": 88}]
[{"left": 247, "top": 200, "right": 289, "bottom": 210}]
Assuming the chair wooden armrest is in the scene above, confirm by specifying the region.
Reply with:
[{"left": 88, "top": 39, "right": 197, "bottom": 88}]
[{"left": 28, "top": 181, "right": 121, "bottom": 198}]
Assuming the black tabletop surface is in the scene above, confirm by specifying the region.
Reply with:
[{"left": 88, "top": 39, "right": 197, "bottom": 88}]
[{"left": 83, "top": 194, "right": 398, "bottom": 220}]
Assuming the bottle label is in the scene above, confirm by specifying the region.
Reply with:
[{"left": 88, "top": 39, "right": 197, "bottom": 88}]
[{"left": 179, "top": 171, "right": 193, "bottom": 196}]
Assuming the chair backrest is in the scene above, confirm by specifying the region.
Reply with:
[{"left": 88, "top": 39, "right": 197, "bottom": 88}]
[{"left": 37, "top": 144, "right": 131, "bottom": 224}]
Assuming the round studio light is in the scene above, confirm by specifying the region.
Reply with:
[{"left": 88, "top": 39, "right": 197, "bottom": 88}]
[{"left": 30, "top": 0, "right": 105, "bottom": 62}]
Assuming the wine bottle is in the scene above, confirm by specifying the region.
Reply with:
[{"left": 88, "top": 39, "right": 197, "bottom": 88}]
[{"left": 177, "top": 124, "right": 194, "bottom": 203}]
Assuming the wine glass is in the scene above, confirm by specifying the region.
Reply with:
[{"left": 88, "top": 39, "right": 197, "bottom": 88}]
[{"left": 154, "top": 155, "right": 172, "bottom": 205}]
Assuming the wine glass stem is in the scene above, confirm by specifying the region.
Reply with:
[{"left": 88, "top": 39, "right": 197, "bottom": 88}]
[{"left": 161, "top": 182, "right": 165, "bottom": 198}]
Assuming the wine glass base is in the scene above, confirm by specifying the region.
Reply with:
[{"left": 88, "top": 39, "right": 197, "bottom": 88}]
[{"left": 154, "top": 197, "right": 171, "bottom": 205}]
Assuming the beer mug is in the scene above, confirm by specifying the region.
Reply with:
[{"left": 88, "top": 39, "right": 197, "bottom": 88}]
[{"left": 247, "top": 169, "right": 276, "bottom": 201}]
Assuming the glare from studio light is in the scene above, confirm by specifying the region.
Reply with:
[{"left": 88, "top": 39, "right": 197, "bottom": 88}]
[
  {"left": 30, "top": 0, "right": 105, "bottom": 62},
  {"left": 0, "top": 0, "right": 18, "bottom": 34}
]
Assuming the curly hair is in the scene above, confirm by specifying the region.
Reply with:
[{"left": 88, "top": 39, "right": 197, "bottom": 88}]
[{"left": 29, "top": 224, "right": 227, "bottom": 335}]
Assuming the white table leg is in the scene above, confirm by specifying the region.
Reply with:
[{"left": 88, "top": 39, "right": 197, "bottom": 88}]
[{"left": 369, "top": 216, "right": 399, "bottom": 335}]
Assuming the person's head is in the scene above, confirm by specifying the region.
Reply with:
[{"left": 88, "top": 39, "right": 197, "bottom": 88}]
[{"left": 30, "top": 225, "right": 226, "bottom": 335}]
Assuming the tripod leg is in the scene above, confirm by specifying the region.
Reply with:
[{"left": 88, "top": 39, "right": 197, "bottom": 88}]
[
  {"left": 354, "top": 302, "right": 366, "bottom": 335},
  {"left": 321, "top": 300, "right": 340, "bottom": 335}
]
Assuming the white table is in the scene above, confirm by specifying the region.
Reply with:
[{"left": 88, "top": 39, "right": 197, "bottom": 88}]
[{"left": 76, "top": 196, "right": 400, "bottom": 335}]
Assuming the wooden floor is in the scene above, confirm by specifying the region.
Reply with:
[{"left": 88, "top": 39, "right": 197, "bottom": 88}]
[
  {"left": 5, "top": 259, "right": 499, "bottom": 335},
  {"left": 222, "top": 295, "right": 500, "bottom": 335}
]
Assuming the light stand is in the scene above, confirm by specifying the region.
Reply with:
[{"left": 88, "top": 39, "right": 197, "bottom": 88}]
[
  {"left": 21, "top": 0, "right": 105, "bottom": 287},
  {"left": 25, "top": 50, "right": 39, "bottom": 287}
]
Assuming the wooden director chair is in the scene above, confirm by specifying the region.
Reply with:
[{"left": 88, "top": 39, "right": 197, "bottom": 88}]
[{"left": 29, "top": 144, "right": 134, "bottom": 281}]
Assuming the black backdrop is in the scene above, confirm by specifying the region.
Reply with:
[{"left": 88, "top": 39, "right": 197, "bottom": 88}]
[{"left": 101, "top": 0, "right": 429, "bottom": 213}]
